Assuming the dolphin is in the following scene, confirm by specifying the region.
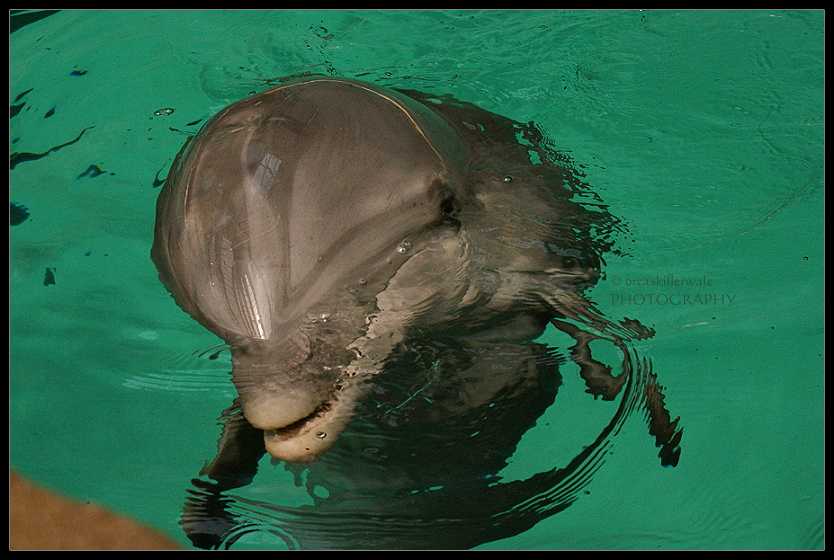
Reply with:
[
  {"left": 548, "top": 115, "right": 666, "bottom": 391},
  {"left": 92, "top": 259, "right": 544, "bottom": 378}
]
[{"left": 151, "top": 77, "right": 681, "bottom": 548}]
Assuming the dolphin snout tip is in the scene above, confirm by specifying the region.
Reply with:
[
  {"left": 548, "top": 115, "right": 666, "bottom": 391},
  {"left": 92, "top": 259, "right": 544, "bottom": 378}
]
[{"left": 253, "top": 379, "right": 371, "bottom": 463}]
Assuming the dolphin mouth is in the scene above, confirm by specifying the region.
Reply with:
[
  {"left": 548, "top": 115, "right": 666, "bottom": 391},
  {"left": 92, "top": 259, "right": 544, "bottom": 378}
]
[
  {"left": 260, "top": 377, "right": 369, "bottom": 463},
  {"left": 265, "top": 399, "right": 334, "bottom": 442}
]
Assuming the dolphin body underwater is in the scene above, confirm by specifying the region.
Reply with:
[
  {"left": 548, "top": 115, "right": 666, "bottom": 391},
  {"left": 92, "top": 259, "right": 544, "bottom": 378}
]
[{"left": 151, "top": 76, "right": 682, "bottom": 549}]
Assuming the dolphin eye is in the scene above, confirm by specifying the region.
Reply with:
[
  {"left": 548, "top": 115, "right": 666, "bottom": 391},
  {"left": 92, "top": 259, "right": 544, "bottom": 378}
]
[{"left": 439, "top": 195, "right": 458, "bottom": 217}]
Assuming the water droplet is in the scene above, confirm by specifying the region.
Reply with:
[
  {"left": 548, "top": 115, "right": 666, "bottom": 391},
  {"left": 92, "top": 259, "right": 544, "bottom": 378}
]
[
  {"left": 316, "top": 431, "right": 327, "bottom": 439},
  {"left": 502, "top": 175, "right": 513, "bottom": 183},
  {"left": 397, "top": 240, "right": 412, "bottom": 253},
  {"left": 153, "top": 108, "right": 174, "bottom": 116}
]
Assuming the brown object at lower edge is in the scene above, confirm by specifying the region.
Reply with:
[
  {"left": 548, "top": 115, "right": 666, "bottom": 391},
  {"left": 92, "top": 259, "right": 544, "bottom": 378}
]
[{"left": 9, "top": 470, "right": 182, "bottom": 550}]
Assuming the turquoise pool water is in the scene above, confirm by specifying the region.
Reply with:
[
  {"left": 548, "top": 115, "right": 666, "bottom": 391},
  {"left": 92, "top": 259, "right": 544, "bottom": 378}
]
[{"left": 10, "top": 10, "right": 824, "bottom": 549}]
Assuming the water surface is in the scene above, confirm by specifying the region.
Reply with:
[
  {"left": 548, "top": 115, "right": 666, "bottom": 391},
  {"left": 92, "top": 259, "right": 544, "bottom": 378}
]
[{"left": 9, "top": 10, "right": 824, "bottom": 549}]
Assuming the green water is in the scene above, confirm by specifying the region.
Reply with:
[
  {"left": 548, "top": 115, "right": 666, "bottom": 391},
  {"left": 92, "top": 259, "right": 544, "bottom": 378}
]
[{"left": 9, "top": 10, "right": 824, "bottom": 549}]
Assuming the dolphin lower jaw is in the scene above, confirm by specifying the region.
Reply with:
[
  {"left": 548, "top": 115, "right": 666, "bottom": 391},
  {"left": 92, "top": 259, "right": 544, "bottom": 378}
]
[
  {"left": 239, "top": 373, "right": 371, "bottom": 463},
  {"left": 265, "top": 387, "right": 369, "bottom": 462},
  {"left": 261, "top": 398, "right": 348, "bottom": 463}
]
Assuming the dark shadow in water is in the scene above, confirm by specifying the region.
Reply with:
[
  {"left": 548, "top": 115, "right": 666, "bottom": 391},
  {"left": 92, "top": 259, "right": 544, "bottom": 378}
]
[
  {"left": 9, "top": 124, "right": 95, "bottom": 170},
  {"left": 9, "top": 10, "right": 61, "bottom": 34},
  {"left": 10, "top": 202, "right": 29, "bottom": 226},
  {"left": 152, "top": 77, "right": 682, "bottom": 549}
]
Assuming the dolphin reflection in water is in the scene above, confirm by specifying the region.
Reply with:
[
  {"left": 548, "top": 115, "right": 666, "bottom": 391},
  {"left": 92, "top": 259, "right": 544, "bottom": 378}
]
[{"left": 151, "top": 77, "right": 682, "bottom": 549}]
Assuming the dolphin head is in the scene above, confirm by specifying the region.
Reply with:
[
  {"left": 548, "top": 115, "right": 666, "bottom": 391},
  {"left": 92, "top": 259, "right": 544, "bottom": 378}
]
[{"left": 152, "top": 78, "right": 465, "bottom": 461}]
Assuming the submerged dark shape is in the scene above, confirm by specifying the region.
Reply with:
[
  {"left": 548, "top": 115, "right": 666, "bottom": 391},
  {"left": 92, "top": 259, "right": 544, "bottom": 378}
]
[
  {"left": 9, "top": 126, "right": 94, "bottom": 170},
  {"left": 151, "top": 77, "right": 681, "bottom": 549},
  {"left": 43, "top": 267, "right": 56, "bottom": 286},
  {"left": 10, "top": 202, "right": 30, "bottom": 226}
]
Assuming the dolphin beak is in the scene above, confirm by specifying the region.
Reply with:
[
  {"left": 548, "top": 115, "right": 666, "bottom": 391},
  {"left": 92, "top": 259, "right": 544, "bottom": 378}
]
[{"left": 255, "top": 376, "right": 371, "bottom": 463}]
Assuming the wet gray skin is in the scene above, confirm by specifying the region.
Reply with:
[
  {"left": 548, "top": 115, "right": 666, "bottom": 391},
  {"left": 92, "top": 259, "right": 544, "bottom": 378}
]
[{"left": 152, "top": 77, "right": 679, "bottom": 471}]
